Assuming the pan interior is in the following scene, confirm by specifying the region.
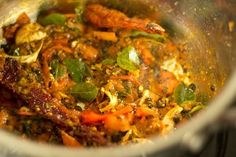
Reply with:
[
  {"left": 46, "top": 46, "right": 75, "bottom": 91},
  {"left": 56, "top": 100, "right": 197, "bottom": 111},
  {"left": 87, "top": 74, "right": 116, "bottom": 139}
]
[{"left": 0, "top": 0, "right": 235, "bottom": 156}]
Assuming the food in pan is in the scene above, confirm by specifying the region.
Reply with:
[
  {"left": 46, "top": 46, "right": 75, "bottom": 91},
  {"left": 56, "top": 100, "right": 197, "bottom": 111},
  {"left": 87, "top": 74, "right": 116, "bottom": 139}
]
[{"left": 0, "top": 3, "right": 210, "bottom": 147}]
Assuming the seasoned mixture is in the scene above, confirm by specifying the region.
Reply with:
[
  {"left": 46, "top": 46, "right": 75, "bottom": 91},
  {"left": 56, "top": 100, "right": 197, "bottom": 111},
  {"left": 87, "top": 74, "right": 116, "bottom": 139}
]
[{"left": 0, "top": 4, "right": 206, "bottom": 147}]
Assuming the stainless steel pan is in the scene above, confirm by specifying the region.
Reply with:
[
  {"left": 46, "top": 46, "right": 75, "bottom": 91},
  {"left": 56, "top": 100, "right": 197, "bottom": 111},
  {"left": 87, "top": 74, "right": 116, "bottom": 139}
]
[{"left": 0, "top": 0, "right": 236, "bottom": 157}]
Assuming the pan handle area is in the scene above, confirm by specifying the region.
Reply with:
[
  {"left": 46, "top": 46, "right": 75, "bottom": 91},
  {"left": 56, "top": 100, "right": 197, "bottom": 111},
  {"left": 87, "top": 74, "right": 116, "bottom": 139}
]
[
  {"left": 220, "top": 105, "right": 236, "bottom": 126},
  {"left": 181, "top": 103, "right": 236, "bottom": 154}
]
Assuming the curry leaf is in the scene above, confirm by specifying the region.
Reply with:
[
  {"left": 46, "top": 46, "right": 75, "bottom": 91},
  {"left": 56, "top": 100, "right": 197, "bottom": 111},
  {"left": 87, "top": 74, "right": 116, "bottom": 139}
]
[
  {"left": 64, "top": 59, "right": 88, "bottom": 83},
  {"left": 75, "top": 0, "right": 87, "bottom": 23},
  {"left": 75, "top": 7, "right": 84, "bottom": 23},
  {"left": 117, "top": 46, "right": 140, "bottom": 72},
  {"left": 174, "top": 83, "right": 196, "bottom": 105},
  {"left": 189, "top": 104, "right": 205, "bottom": 115},
  {"left": 101, "top": 58, "right": 116, "bottom": 65},
  {"left": 40, "top": 13, "right": 66, "bottom": 26},
  {"left": 50, "top": 60, "right": 66, "bottom": 80},
  {"left": 130, "top": 30, "right": 166, "bottom": 42},
  {"left": 71, "top": 83, "right": 98, "bottom": 102}
]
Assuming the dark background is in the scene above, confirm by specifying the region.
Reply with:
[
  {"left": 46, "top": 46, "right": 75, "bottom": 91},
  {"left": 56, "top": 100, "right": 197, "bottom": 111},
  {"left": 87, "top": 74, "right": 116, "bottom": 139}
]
[{"left": 183, "top": 127, "right": 236, "bottom": 157}]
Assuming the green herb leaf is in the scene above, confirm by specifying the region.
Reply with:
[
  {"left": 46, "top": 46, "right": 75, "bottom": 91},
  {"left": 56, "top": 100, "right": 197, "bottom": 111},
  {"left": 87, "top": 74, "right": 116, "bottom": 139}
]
[
  {"left": 101, "top": 58, "right": 116, "bottom": 65},
  {"left": 64, "top": 59, "right": 88, "bottom": 83},
  {"left": 130, "top": 30, "right": 166, "bottom": 42},
  {"left": 40, "top": 13, "right": 66, "bottom": 26},
  {"left": 174, "top": 83, "right": 196, "bottom": 105},
  {"left": 75, "top": 0, "right": 87, "bottom": 23},
  {"left": 71, "top": 83, "right": 98, "bottom": 102},
  {"left": 189, "top": 104, "right": 205, "bottom": 115},
  {"left": 50, "top": 60, "right": 66, "bottom": 80},
  {"left": 75, "top": 7, "right": 84, "bottom": 23},
  {"left": 117, "top": 46, "right": 140, "bottom": 72}
]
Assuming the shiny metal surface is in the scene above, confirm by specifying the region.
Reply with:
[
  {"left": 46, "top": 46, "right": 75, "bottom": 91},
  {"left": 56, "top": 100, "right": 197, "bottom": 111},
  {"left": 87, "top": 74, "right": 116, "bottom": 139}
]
[{"left": 0, "top": 0, "right": 235, "bottom": 157}]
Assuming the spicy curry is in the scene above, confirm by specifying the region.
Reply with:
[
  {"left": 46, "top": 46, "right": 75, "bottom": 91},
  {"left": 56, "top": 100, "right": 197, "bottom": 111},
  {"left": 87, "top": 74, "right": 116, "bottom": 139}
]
[{"left": 0, "top": 3, "right": 208, "bottom": 147}]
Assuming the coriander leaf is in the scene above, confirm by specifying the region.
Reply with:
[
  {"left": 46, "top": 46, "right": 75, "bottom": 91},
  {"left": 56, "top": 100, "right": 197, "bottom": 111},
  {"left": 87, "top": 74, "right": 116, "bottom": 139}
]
[
  {"left": 40, "top": 13, "right": 66, "bottom": 26},
  {"left": 50, "top": 59, "right": 66, "bottom": 80},
  {"left": 64, "top": 59, "right": 88, "bottom": 83},
  {"left": 117, "top": 46, "right": 140, "bottom": 72},
  {"left": 130, "top": 30, "right": 166, "bottom": 42},
  {"left": 71, "top": 83, "right": 98, "bottom": 102},
  {"left": 101, "top": 58, "right": 116, "bottom": 65},
  {"left": 174, "top": 83, "right": 196, "bottom": 105}
]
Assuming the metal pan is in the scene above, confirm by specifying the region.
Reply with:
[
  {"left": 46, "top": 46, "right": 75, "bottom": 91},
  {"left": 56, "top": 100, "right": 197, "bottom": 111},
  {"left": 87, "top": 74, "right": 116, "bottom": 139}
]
[{"left": 0, "top": 0, "right": 235, "bottom": 157}]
